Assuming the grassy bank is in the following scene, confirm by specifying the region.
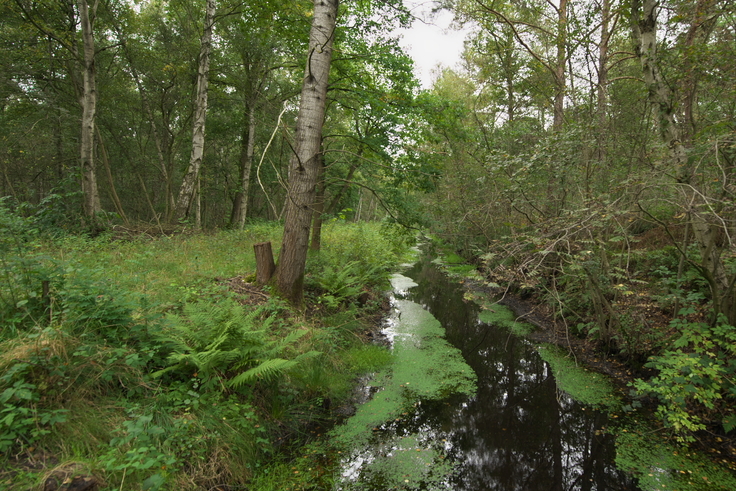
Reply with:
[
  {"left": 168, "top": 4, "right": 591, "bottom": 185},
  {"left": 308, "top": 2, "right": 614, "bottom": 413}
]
[{"left": 0, "top": 210, "right": 415, "bottom": 490}]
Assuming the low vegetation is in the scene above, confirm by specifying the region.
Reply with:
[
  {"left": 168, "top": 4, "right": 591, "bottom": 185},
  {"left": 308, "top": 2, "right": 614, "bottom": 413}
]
[{"left": 0, "top": 202, "right": 415, "bottom": 490}]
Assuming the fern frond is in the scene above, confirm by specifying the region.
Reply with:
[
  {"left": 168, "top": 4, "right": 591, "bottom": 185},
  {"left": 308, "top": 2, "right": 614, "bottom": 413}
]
[{"left": 228, "top": 358, "right": 296, "bottom": 387}]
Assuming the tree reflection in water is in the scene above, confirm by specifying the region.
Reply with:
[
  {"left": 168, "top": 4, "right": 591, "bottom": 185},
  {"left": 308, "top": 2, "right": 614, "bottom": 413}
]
[{"left": 394, "top": 256, "right": 640, "bottom": 491}]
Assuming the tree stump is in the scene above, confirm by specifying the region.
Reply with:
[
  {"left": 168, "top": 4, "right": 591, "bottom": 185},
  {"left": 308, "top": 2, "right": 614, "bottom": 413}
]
[{"left": 254, "top": 241, "right": 276, "bottom": 285}]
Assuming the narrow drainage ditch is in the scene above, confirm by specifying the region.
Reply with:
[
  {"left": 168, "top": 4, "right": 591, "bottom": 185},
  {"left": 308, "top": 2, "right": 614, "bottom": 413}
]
[{"left": 332, "top": 254, "right": 639, "bottom": 490}]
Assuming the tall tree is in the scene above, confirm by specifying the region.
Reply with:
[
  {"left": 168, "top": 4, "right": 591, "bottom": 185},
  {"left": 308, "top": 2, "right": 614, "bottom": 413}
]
[
  {"left": 77, "top": 0, "right": 102, "bottom": 223},
  {"left": 10, "top": 0, "right": 104, "bottom": 222},
  {"left": 275, "top": 0, "right": 339, "bottom": 305},
  {"left": 174, "top": 0, "right": 216, "bottom": 222}
]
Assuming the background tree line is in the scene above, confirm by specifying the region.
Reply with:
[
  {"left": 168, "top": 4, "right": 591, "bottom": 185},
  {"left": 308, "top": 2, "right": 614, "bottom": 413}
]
[{"left": 0, "top": 0, "right": 422, "bottom": 232}]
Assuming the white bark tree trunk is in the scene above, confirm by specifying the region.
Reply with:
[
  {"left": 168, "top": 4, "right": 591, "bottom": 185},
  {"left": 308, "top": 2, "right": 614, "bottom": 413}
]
[
  {"left": 275, "top": 0, "right": 339, "bottom": 305},
  {"left": 174, "top": 0, "right": 216, "bottom": 221},
  {"left": 78, "top": 0, "right": 101, "bottom": 223},
  {"left": 632, "top": 0, "right": 732, "bottom": 322}
]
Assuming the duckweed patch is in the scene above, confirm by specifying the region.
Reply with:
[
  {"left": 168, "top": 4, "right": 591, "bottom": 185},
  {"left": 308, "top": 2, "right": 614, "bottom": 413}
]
[
  {"left": 615, "top": 425, "right": 736, "bottom": 490},
  {"left": 390, "top": 274, "right": 418, "bottom": 295},
  {"left": 441, "top": 253, "right": 465, "bottom": 265},
  {"left": 537, "top": 344, "right": 619, "bottom": 408},
  {"left": 478, "top": 304, "right": 534, "bottom": 336},
  {"left": 339, "top": 434, "right": 453, "bottom": 490},
  {"left": 331, "top": 296, "right": 476, "bottom": 488}
]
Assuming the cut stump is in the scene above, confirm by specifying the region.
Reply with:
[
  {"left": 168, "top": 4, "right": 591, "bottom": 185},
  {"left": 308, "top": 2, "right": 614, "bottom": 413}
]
[{"left": 254, "top": 241, "right": 275, "bottom": 285}]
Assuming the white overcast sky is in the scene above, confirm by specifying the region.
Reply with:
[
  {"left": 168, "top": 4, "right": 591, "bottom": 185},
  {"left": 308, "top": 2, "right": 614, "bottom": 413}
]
[{"left": 396, "top": 1, "right": 469, "bottom": 88}]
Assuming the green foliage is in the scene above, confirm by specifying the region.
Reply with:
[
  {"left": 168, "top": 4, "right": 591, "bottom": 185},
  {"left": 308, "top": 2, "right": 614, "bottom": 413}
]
[
  {"left": 307, "top": 222, "right": 413, "bottom": 307},
  {"left": 154, "top": 299, "right": 321, "bottom": 389},
  {"left": 615, "top": 424, "right": 736, "bottom": 490},
  {"left": 0, "top": 325, "right": 153, "bottom": 454},
  {"left": 0, "top": 200, "right": 61, "bottom": 332},
  {"left": 632, "top": 311, "right": 736, "bottom": 441},
  {"left": 310, "top": 260, "right": 372, "bottom": 308},
  {"left": 0, "top": 360, "right": 69, "bottom": 452},
  {"left": 0, "top": 224, "right": 416, "bottom": 487},
  {"left": 61, "top": 273, "right": 138, "bottom": 338}
]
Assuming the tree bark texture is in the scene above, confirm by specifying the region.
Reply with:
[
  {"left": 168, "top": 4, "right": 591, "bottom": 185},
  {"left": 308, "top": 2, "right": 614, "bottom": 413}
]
[
  {"left": 77, "top": 0, "right": 101, "bottom": 221},
  {"left": 275, "top": 0, "right": 338, "bottom": 305},
  {"left": 309, "top": 155, "right": 326, "bottom": 251},
  {"left": 632, "top": 0, "right": 732, "bottom": 323},
  {"left": 174, "top": 0, "right": 215, "bottom": 221},
  {"left": 230, "top": 106, "right": 256, "bottom": 229},
  {"left": 254, "top": 241, "right": 276, "bottom": 285}
]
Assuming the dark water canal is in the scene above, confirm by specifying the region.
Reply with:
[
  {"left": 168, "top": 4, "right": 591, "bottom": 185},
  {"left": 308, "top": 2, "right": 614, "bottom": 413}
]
[{"left": 376, "top": 256, "right": 639, "bottom": 490}]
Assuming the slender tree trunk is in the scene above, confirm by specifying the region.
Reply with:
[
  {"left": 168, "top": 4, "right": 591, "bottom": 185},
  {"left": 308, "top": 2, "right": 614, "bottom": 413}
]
[
  {"left": 275, "top": 0, "right": 338, "bottom": 305},
  {"left": 552, "top": 0, "right": 568, "bottom": 130},
  {"left": 309, "top": 155, "right": 326, "bottom": 251},
  {"left": 230, "top": 105, "right": 256, "bottom": 229},
  {"left": 126, "top": 48, "right": 174, "bottom": 213},
  {"left": 632, "top": 0, "right": 731, "bottom": 323},
  {"left": 77, "top": 0, "right": 101, "bottom": 223},
  {"left": 174, "top": 0, "right": 216, "bottom": 221},
  {"left": 588, "top": 0, "right": 612, "bottom": 198},
  {"left": 96, "top": 127, "right": 129, "bottom": 225}
]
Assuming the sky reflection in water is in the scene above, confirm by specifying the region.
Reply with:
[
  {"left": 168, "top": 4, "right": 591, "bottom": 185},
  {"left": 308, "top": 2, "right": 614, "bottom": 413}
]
[{"left": 339, "top": 257, "right": 639, "bottom": 490}]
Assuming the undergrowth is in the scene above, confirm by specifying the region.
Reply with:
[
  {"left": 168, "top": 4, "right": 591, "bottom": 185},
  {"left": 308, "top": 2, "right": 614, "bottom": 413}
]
[{"left": 0, "top": 206, "right": 413, "bottom": 490}]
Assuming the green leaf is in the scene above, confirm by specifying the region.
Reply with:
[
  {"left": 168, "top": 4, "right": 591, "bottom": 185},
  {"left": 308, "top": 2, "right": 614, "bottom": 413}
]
[
  {"left": 142, "top": 473, "right": 166, "bottom": 490},
  {"left": 723, "top": 415, "right": 736, "bottom": 434}
]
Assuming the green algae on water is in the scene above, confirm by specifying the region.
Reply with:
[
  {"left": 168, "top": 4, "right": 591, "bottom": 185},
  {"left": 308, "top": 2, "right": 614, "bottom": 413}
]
[
  {"left": 331, "top": 298, "right": 476, "bottom": 489},
  {"left": 390, "top": 273, "right": 418, "bottom": 293},
  {"left": 331, "top": 300, "right": 476, "bottom": 449},
  {"left": 478, "top": 303, "right": 534, "bottom": 336},
  {"left": 341, "top": 434, "right": 454, "bottom": 491},
  {"left": 537, "top": 344, "right": 619, "bottom": 408}
]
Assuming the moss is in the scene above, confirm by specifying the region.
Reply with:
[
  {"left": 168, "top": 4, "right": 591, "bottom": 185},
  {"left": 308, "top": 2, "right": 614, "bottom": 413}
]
[
  {"left": 615, "top": 425, "right": 736, "bottom": 490},
  {"left": 537, "top": 344, "right": 620, "bottom": 408}
]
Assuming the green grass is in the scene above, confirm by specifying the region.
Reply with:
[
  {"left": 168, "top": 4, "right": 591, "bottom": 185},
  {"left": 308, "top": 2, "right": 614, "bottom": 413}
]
[
  {"left": 0, "top": 220, "right": 415, "bottom": 490},
  {"left": 53, "top": 225, "right": 282, "bottom": 306}
]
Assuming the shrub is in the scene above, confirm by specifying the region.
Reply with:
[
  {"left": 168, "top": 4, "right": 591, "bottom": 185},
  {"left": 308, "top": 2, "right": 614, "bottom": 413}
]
[{"left": 632, "top": 310, "right": 736, "bottom": 441}]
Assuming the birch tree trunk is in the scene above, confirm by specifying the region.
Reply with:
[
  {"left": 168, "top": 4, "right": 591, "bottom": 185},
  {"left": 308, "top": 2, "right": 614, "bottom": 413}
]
[
  {"left": 275, "top": 0, "right": 338, "bottom": 305},
  {"left": 552, "top": 0, "right": 568, "bottom": 131},
  {"left": 174, "top": 0, "right": 216, "bottom": 222},
  {"left": 77, "top": 0, "right": 101, "bottom": 223},
  {"left": 632, "top": 0, "right": 732, "bottom": 323}
]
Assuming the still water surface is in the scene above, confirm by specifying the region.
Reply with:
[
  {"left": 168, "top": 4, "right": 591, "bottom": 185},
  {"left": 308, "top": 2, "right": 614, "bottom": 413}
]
[{"left": 341, "top": 256, "right": 640, "bottom": 490}]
